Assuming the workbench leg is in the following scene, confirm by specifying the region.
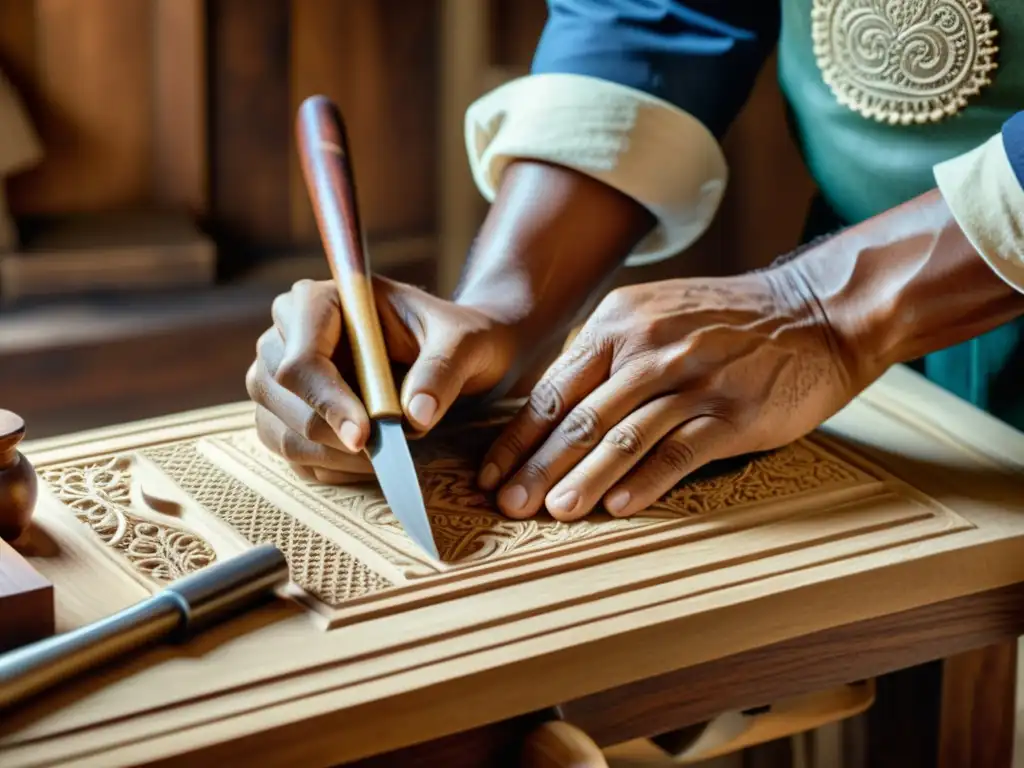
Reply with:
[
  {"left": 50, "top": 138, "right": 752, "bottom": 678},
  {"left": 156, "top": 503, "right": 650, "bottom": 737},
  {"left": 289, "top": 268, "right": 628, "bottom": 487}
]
[{"left": 938, "top": 640, "right": 1018, "bottom": 768}]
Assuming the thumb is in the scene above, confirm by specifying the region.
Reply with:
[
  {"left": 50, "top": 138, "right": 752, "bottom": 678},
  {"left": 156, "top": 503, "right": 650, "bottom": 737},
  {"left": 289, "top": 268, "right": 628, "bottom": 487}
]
[{"left": 400, "top": 332, "right": 483, "bottom": 432}]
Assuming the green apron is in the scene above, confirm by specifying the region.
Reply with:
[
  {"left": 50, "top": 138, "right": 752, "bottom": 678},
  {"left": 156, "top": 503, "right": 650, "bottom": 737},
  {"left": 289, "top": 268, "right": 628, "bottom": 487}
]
[{"left": 777, "top": 0, "right": 1024, "bottom": 428}]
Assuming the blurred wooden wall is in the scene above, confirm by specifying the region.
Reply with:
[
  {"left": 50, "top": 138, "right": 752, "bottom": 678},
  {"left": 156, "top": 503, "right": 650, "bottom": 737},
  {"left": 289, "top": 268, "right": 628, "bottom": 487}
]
[
  {"left": 210, "top": 0, "right": 439, "bottom": 258},
  {"left": 0, "top": 0, "right": 206, "bottom": 218},
  {"left": 0, "top": 0, "right": 814, "bottom": 279},
  {"left": 0, "top": 0, "right": 439, "bottom": 267}
]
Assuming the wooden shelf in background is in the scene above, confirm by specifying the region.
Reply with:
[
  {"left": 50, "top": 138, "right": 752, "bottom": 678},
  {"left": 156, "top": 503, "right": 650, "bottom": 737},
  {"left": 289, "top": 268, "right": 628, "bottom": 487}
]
[
  {"left": 0, "top": 210, "right": 216, "bottom": 308},
  {"left": 0, "top": 234, "right": 436, "bottom": 439}
]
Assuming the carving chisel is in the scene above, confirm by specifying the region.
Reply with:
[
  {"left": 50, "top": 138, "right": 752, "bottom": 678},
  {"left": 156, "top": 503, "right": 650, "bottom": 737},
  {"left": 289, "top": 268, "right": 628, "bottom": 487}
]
[
  {"left": 296, "top": 95, "right": 440, "bottom": 561},
  {"left": 0, "top": 544, "right": 289, "bottom": 710}
]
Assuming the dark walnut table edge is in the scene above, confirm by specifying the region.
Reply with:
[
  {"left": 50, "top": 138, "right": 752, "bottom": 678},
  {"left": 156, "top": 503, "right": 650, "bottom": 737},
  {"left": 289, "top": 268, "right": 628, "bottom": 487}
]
[{"left": 340, "top": 580, "right": 1024, "bottom": 767}]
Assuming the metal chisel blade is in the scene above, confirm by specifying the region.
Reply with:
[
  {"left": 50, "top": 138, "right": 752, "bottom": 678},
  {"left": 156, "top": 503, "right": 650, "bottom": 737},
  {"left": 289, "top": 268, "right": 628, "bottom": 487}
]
[{"left": 366, "top": 419, "right": 440, "bottom": 561}]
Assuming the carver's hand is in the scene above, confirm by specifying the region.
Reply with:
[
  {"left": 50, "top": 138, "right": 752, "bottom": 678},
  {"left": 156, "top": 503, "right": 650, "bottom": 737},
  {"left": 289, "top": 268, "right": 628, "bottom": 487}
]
[
  {"left": 478, "top": 267, "right": 863, "bottom": 520},
  {"left": 247, "top": 276, "right": 519, "bottom": 483}
]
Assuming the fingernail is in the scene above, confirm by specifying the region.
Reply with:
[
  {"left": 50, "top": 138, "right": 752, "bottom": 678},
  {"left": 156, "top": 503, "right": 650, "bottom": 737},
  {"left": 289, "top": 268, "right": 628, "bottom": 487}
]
[
  {"left": 548, "top": 489, "right": 579, "bottom": 516},
  {"left": 499, "top": 484, "right": 528, "bottom": 514},
  {"left": 339, "top": 420, "right": 363, "bottom": 452},
  {"left": 479, "top": 463, "right": 500, "bottom": 490},
  {"left": 605, "top": 488, "right": 631, "bottom": 515},
  {"left": 408, "top": 393, "right": 437, "bottom": 428}
]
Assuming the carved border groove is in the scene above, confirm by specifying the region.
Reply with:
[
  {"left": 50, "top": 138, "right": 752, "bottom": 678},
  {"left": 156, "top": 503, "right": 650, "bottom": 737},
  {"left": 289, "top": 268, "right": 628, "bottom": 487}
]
[{"left": 39, "top": 420, "right": 913, "bottom": 620}]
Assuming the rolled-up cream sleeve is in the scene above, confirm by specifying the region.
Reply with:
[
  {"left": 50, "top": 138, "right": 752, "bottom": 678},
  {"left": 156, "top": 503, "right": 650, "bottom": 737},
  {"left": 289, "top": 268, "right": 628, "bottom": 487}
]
[
  {"left": 461, "top": 1, "right": 779, "bottom": 267},
  {"left": 934, "top": 117, "right": 1024, "bottom": 293},
  {"left": 464, "top": 73, "right": 727, "bottom": 266}
]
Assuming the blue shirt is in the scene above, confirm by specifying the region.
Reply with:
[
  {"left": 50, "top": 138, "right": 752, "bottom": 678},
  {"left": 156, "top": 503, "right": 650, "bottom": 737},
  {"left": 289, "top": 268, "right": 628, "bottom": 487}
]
[{"left": 531, "top": 0, "right": 1024, "bottom": 187}]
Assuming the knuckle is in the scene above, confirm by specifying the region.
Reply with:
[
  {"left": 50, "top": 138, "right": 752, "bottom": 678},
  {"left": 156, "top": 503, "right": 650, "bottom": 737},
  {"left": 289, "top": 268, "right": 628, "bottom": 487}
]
[
  {"left": 598, "top": 287, "right": 632, "bottom": 317},
  {"left": 278, "top": 431, "right": 306, "bottom": 462},
  {"left": 273, "top": 354, "right": 310, "bottom": 391},
  {"left": 658, "top": 438, "right": 696, "bottom": 475},
  {"left": 556, "top": 406, "right": 601, "bottom": 449},
  {"left": 635, "top": 320, "right": 661, "bottom": 348},
  {"left": 622, "top": 356, "right": 663, "bottom": 386},
  {"left": 290, "top": 278, "right": 316, "bottom": 293},
  {"left": 557, "top": 335, "right": 597, "bottom": 372},
  {"left": 527, "top": 379, "right": 565, "bottom": 425},
  {"left": 270, "top": 292, "right": 290, "bottom": 323},
  {"left": 519, "top": 462, "right": 552, "bottom": 486},
  {"left": 244, "top": 362, "right": 263, "bottom": 402},
  {"left": 255, "top": 329, "right": 278, "bottom": 362},
  {"left": 420, "top": 352, "right": 455, "bottom": 378},
  {"left": 604, "top": 422, "right": 645, "bottom": 457},
  {"left": 297, "top": 410, "right": 321, "bottom": 441},
  {"left": 496, "top": 429, "right": 527, "bottom": 460}
]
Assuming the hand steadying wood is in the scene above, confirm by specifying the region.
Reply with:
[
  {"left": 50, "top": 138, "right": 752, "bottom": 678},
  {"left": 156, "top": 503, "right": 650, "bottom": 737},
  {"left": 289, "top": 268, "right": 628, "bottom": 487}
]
[{"left": 248, "top": 153, "right": 1024, "bottom": 525}]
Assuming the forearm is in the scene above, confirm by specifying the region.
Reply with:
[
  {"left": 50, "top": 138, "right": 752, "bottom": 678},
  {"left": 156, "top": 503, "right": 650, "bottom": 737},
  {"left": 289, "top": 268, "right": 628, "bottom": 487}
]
[
  {"left": 453, "top": 159, "right": 654, "bottom": 341},
  {"left": 789, "top": 188, "right": 1024, "bottom": 386},
  {"left": 454, "top": 0, "right": 782, "bottom": 333}
]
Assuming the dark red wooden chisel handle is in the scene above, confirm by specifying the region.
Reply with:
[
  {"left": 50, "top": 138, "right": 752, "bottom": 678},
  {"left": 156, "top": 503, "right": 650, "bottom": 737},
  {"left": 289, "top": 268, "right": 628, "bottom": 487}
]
[{"left": 296, "top": 95, "right": 402, "bottom": 419}]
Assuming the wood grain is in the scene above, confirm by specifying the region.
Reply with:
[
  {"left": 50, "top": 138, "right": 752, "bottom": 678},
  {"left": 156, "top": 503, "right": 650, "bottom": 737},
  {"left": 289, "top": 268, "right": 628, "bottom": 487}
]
[
  {"left": 438, "top": 0, "right": 490, "bottom": 296},
  {"left": 0, "top": 210, "right": 216, "bottom": 306},
  {"left": 1, "top": 366, "right": 1024, "bottom": 767},
  {"left": 153, "top": 0, "right": 208, "bottom": 217},
  {"left": 10, "top": 0, "right": 153, "bottom": 214},
  {"left": 0, "top": 251, "right": 437, "bottom": 439},
  {"left": 938, "top": 641, "right": 1017, "bottom": 768},
  {"left": 208, "top": 0, "right": 291, "bottom": 253},
  {"left": 353, "top": 585, "right": 1024, "bottom": 767},
  {"left": 0, "top": 0, "right": 36, "bottom": 100}
]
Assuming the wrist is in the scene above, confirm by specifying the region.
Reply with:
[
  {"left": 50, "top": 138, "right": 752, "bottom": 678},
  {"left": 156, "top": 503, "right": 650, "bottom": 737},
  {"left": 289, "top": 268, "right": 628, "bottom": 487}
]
[
  {"left": 453, "top": 158, "right": 653, "bottom": 340},
  {"left": 780, "top": 189, "right": 1024, "bottom": 389},
  {"left": 763, "top": 258, "right": 873, "bottom": 393},
  {"left": 777, "top": 255, "right": 884, "bottom": 393},
  {"left": 453, "top": 266, "right": 541, "bottom": 333}
]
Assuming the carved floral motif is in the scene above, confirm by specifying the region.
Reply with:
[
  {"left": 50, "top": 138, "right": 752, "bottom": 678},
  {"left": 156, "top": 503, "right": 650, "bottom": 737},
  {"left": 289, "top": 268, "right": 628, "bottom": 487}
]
[
  {"left": 38, "top": 416, "right": 869, "bottom": 610},
  {"left": 38, "top": 456, "right": 215, "bottom": 582},
  {"left": 219, "top": 425, "right": 865, "bottom": 568},
  {"left": 811, "top": 0, "right": 999, "bottom": 124}
]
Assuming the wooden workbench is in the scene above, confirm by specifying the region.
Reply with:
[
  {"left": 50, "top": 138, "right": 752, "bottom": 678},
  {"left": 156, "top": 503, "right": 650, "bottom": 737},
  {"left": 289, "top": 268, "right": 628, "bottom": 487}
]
[{"left": 1, "top": 364, "right": 1022, "bottom": 767}]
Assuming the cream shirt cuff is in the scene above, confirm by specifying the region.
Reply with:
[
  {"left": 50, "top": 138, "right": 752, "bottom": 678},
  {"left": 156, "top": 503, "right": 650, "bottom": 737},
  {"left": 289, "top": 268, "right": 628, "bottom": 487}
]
[
  {"left": 934, "top": 132, "right": 1024, "bottom": 294},
  {"left": 464, "top": 73, "right": 728, "bottom": 267}
]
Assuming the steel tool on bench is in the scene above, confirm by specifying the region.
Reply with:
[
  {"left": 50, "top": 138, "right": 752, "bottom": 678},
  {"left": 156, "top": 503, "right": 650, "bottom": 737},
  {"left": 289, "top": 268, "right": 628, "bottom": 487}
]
[{"left": 0, "top": 544, "right": 289, "bottom": 710}]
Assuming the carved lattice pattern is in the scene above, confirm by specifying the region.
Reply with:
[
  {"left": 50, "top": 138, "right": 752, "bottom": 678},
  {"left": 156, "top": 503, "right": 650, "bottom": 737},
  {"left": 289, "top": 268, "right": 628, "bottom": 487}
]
[{"left": 142, "top": 442, "right": 392, "bottom": 605}]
